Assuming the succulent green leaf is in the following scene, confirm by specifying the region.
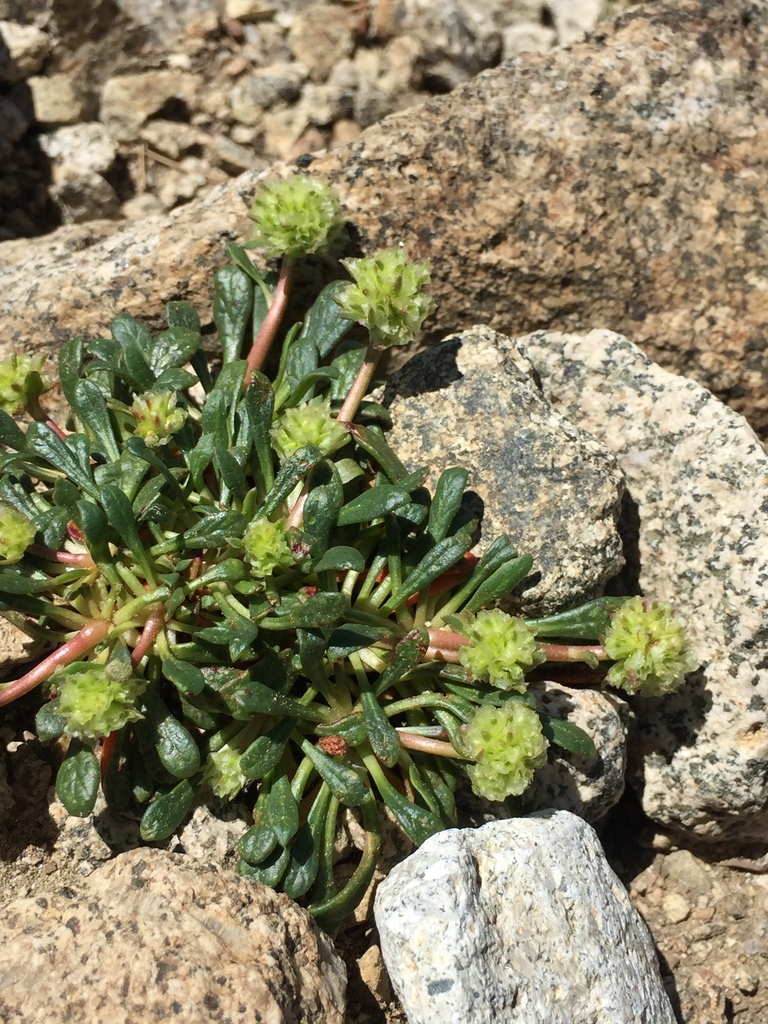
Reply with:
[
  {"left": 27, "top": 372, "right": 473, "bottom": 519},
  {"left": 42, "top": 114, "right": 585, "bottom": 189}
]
[
  {"left": 25, "top": 423, "right": 99, "bottom": 499},
  {"left": 386, "top": 529, "right": 475, "bottom": 611},
  {"left": 300, "top": 738, "right": 369, "bottom": 807},
  {"left": 162, "top": 658, "right": 206, "bottom": 697},
  {"left": 313, "top": 545, "right": 365, "bottom": 573},
  {"left": 464, "top": 554, "right": 534, "bottom": 613},
  {"left": 142, "top": 688, "right": 202, "bottom": 779},
  {"left": 527, "top": 597, "right": 627, "bottom": 640},
  {"left": 166, "top": 300, "right": 201, "bottom": 332},
  {"left": 139, "top": 778, "right": 197, "bottom": 841},
  {"left": 361, "top": 689, "right": 401, "bottom": 767},
  {"left": 214, "top": 265, "right": 254, "bottom": 364},
  {"left": 150, "top": 326, "right": 201, "bottom": 374},
  {"left": 73, "top": 379, "right": 120, "bottom": 462},
  {"left": 58, "top": 336, "right": 84, "bottom": 411},
  {"left": 346, "top": 423, "right": 409, "bottom": 483},
  {"left": 240, "top": 821, "right": 278, "bottom": 866},
  {"left": 336, "top": 484, "right": 411, "bottom": 527},
  {"left": 55, "top": 741, "right": 100, "bottom": 817},
  {"left": 183, "top": 509, "right": 246, "bottom": 548},
  {"left": 0, "top": 410, "right": 26, "bottom": 452},
  {"left": 539, "top": 714, "right": 597, "bottom": 759},
  {"left": 241, "top": 717, "right": 294, "bottom": 780},
  {"left": 282, "top": 782, "right": 332, "bottom": 899},
  {"left": 265, "top": 771, "right": 300, "bottom": 845},
  {"left": 428, "top": 467, "right": 469, "bottom": 544},
  {"left": 35, "top": 699, "right": 67, "bottom": 742},
  {"left": 258, "top": 444, "right": 323, "bottom": 520}
]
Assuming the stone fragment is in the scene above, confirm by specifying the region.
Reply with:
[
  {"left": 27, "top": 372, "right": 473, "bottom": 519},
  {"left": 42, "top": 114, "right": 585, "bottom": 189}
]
[
  {"left": 4, "top": 2, "right": 768, "bottom": 436},
  {"left": 0, "top": 20, "right": 50, "bottom": 83},
  {"left": 115, "top": 0, "right": 224, "bottom": 44},
  {"left": 38, "top": 122, "right": 117, "bottom": 174},
  {"left": 521, "top": 329, "right": 768, "bottom": 844},
  {"left": 383, "top": 327, "right": 625, "bottom": 615},
  {"left": 529, "top": 680, "right": 627, "bottom": 822},
  {"left": 548, "top": 0, "right": 604, "bottom": 45},
  {"left": 0, "top": 614, "right": 44, "bottom": 677},
  {"left": 28, "top": 73, "right": 85, "bottom": 124},
  {"left": 0, "top": 848, "right": 346, "bottom": 1023},
  {"left": 100, "top": 70, "right": 200, "bottom": 139},
  {"left": 139, "top": 118, "right": 209, "bottom": 159},
  {"left": 229, "top": 61, "right": 306, "bottom": 124},
  {"left": 395, "top": 0, "right": 501, "bottom": 88},
  {"left": 375, "top": 811, "right": 676, "bottom": 1024},
  {"left": 288, "top": 4, "right": 356, "bottom": 83},
  {"left": 502, "top": 21, "right": 557, "bottom": 58},
  {"left": 225, "top": 0, "right": 274, "bottom": 21},
  {"left": 49, "top": 167, "right": 121, "bottom": 224}
]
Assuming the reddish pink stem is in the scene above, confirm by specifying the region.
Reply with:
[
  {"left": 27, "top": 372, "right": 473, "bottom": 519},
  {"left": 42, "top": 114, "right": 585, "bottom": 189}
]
[
  {"left": 539, "top": 642, "right": 610, "bottom": 663},
  {"left": 101, "top": 729, "right": 118, "bottom": 781},
  {"left": 45, "top": 419, "right": 69, "bottom": 442},
  {"left": 30, "top": 545, "right": 95, "bottom": 569},
  {"left": 337, "top": 344, "right": 380, "bottom": 424},
  {"left": 0, "top": 619, "right": 110, "bottom": 707},
  {"left": 397, "top": 731, "right": 469, "bottom": 759},
  {"left": 244, "top": 258, "right": 295, "bottom": 386},
  {"left": 130, "top": 608, "right": 165, "bottom": 667}
]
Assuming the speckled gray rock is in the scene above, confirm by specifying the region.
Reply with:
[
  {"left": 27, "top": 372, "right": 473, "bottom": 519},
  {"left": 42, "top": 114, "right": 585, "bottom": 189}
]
[
  {"left": 375, "top": 810, "right": 676, "bottom": 1024},
  {"left": 531, "top": 681, "right": 628, "bottom": 822},
  {"left": 0, "top": 848, "right": 346, "bottom": 1023},
  {"left": 382, "top": 326, "right": 625, "bottom": 615},
  {"left": 521, "top": 329, "right": 768, "bottom": 844}
]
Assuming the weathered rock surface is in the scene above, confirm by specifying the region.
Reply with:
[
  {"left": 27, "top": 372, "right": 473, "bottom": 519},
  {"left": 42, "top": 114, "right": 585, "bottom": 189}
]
[
  {"left": 2, "top": 1, "right": 768, "bottom": 434},
  {"left": 375, "top": 810, "right": 676, "bottom": 1024},
  {"left": 530, "top": 681, "right": 628, "bottom": 822},
  {"left": 382, "top": 327, "right": 625, "bottom": 616},
  {"left": 0, "top": 847, "right": 346, "bottom": 1023},
  {"left": 521, "top": 329, "right": 768, "bottom": 844}
]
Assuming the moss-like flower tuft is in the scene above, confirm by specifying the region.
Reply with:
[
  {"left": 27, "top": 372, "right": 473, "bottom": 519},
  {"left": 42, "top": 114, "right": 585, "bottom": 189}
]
[
  {"left": 335, "top": 247, "right": 433, "bottom": 348},
  {"left": 242, "top": 516, "right": 294, "bottom": 577},
  {"left": 462, "top": 701, "right": 549, "bottom": 801},
  {"left": 202, "top": 743, "right": 249, "bottom": 800},
  {"left": 458, "top": 609, "right": 544, "bottom": 692},
  {"left": 131, "top": 390, "right": 187, "bottom": 447},
  {"left": 602, "top": 596, "right": 695, "bottom": 696},
  {"left": 54, "top": 663, "right": 146, "bottom": 740},
  {"left": 249, "top": 174, "right": 344, "bottom": 260},
  {"left": 0, "top": 353, "right": 51, "bottom": 416},
  {"left": 271, "top": 396, "right": 347, "bottom": 462},
  {"left": 0, "top": 503, "right": 36, "bottom": 565}
]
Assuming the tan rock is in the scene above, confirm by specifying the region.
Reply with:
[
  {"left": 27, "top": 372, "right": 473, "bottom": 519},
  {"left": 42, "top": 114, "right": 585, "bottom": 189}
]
[
  {"left": 2, "top": 1, "right": 768, "bottom": 435},
  {"left": 100, "top": 70, "right": 200, "bottom": 139},
  {"left": 288, "top": 4, "right": 356, "bottom": 83},
  {"left": 0, "top": 20, "right": 50, "bottom": 83},
  {"left": 28, "top": 73, "right": 85, "bottom": 125},
  {"left": 0, "top": 848, "right": 346, "bottom": 1023}
]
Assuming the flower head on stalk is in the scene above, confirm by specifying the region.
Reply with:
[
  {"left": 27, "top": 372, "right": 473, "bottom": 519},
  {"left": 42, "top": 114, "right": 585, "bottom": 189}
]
[
  {"left": 461, "top": 701, "right": 549, "bottom": 801},
  {"left": 202, "top": 743, "right": 249, "bottom": 800},
  {"left": 603, "top": 596, "right": 696, "bottom": 696},
  {"left": 458, "top": 609, "right": 544, "bottom": 692},
  {"left": 0, "top": 353, "right": 51, "bottom": 416},
  {"left": 249, "top": 174, "right": 344, "bottom": 259},
  {"left": 271, "top": 397, "right": 347, "bottom": 462},
  {"left": 131, "top": 390, "right": 187, "bottom": 447},
  {"left": 336, "top": 247, "right": 433, "bottom": 348},
  {"left": 54, "top": 663, "right": 145, "bottom": 740},
  {"left": 242, "top": 517, "right": 294, "bottom": 578}
]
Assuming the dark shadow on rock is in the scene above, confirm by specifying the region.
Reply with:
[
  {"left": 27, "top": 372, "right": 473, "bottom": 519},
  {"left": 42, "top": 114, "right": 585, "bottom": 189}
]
[
  {"left": 380, "top": 336, "right": 464, "bottom": 405},
  {"left": 0, "top": 82, "right": 61, "bottom": 240},
  {"left": 604, "top": 489, "right": 641, "bottom": 598}
]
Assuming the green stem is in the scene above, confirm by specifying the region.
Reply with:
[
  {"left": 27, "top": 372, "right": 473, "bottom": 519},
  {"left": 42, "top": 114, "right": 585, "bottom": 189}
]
[
  {"left": 396, "top": 730, "right": 468, "bottom": 759},
  {"left": 0, "top": 618, "right": 110, "bottom": 707}
]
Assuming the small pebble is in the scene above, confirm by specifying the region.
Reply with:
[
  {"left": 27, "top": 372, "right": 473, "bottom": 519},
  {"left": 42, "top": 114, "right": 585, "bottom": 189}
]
[{"left": 662, "top": 893, "right": 691, "bottom": 924}]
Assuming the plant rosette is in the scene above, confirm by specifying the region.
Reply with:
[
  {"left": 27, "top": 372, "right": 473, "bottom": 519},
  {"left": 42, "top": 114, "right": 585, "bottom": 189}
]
[{"left": 0, "top": 173, "right": 696, "bottom": 930}]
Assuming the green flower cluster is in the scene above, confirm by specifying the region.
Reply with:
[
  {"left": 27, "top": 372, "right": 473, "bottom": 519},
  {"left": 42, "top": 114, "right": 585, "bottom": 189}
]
[
  {"left": 202, "top": 742, "right": 249, "bottom": 800},
  {"left": 603, "top": 595, "right": 696, "bottom": 696},
  {"left": 271, "top": 397, "right": 348, "bottom": 462},
  {"left": 131, "top": 390, "right": 187, "bottom": 447},
  {"left": 249, "top": 175, "right": 344, "bottom": 259},
  {"left": 54, "top": 664, "right": 146, "bottom": 740},
  {"left": 459, "top": 609, "right": 545, "bottom": 692},
  {"left": 242, "top": 517, "right": 293, "bottom": 577},
  {"left": 462, "top": 702, "right": 549, "bottom": 802},
  {"left": 336, "top": 247, "right": 433, "bottom": 347},
  {"left": 0, "top": 353, "right": 51, "bottom": 416},
  {"left": 0, "top": 502, "right": 35, "bottom": 565}
]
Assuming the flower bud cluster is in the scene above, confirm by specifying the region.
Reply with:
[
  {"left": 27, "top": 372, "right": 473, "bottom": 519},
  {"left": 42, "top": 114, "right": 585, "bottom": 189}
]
[
  {"left": 603, "top": 596, "right": 696, "bottom": 696},
  {"left": 242, "top": 516, "right": 294, "bottom": 578},
  {"left": 271, "top": 396, "right": 347, "bottom": 462},
  {"left": 0, "top": 353, "right": 51, "bottom": 416},
  {"left": 458, "top": 609, "right": 545, "bottom": 692},
  {"left": 249, "top": 174, "right": 344, "bottom": 259},
  {"left": 131, "top": 390, "right": 187, "bottom": 447},
  {"left": 0, "top": 502, "right": 35, "bottom": 565},
  {"left": 462, "top": 701, "right": 549, "bottom": 801},
  {"left": 336, "top": 247, "right": 433, "bottom": 347},
  {"left": 54, "top": 663, "right": 146, "bottom": 740},
  {"left": 202, "top": 742, "right": 249, "bottom": 800}
]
